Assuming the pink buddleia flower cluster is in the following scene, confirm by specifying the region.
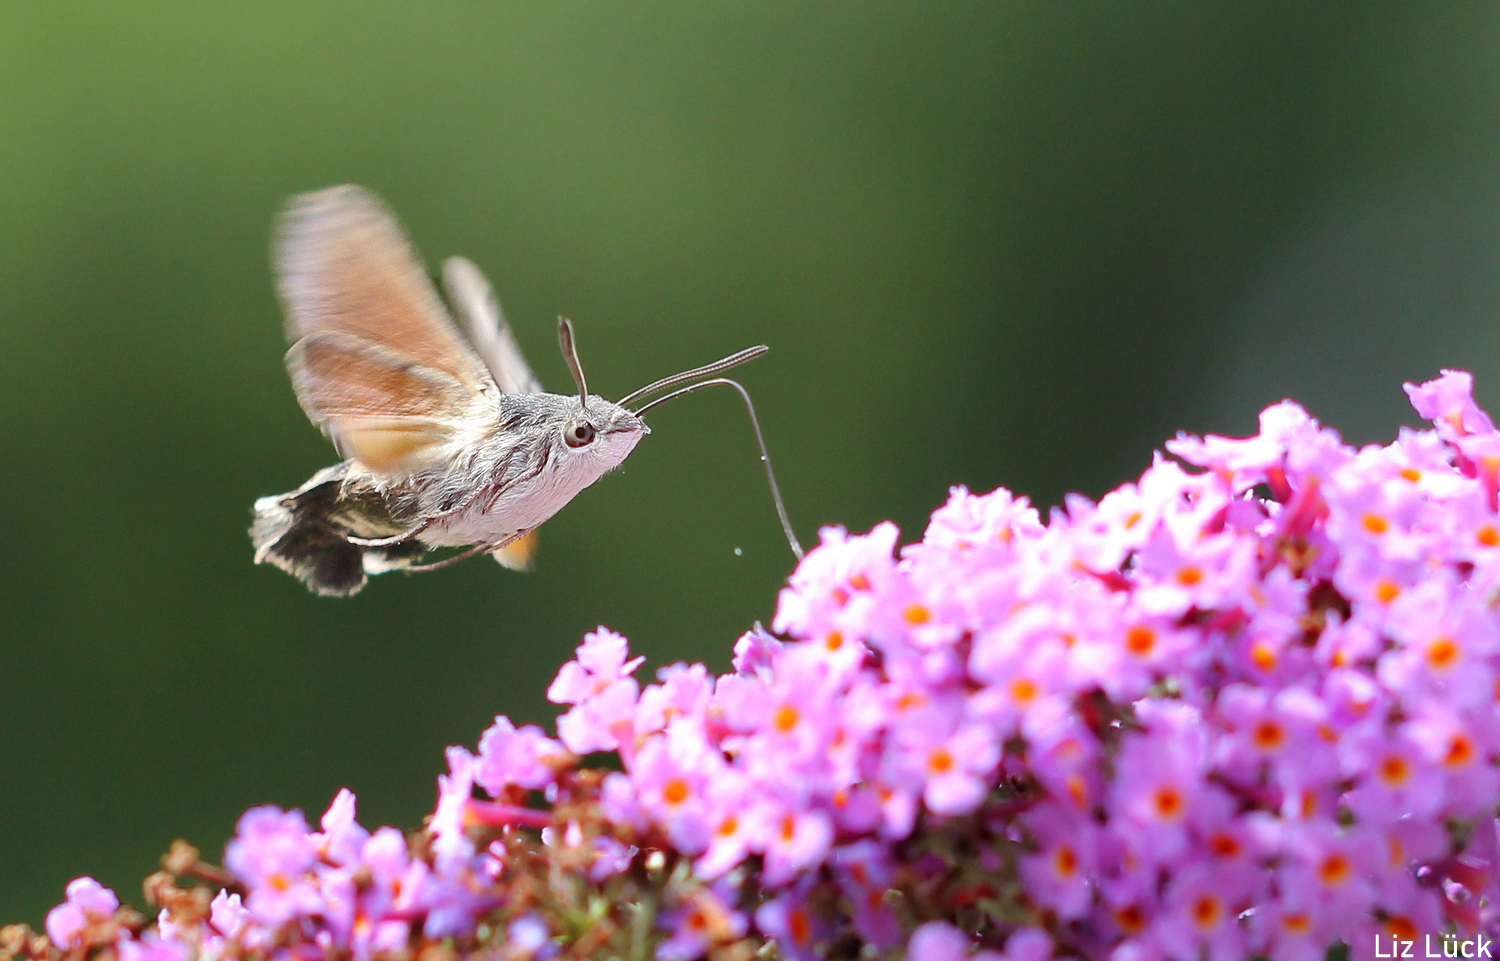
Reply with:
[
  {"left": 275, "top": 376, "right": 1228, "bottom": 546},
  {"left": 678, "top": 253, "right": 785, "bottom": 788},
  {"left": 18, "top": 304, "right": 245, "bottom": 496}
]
[
  {"left": 35, "top": 790, "right": 515, "bottom": 961},
  {"left": 14, "top": 370, "right": 1500, "bottom": 961},
  {"left": 539, "top": 369, "right": 1500, "bottom": 959}
]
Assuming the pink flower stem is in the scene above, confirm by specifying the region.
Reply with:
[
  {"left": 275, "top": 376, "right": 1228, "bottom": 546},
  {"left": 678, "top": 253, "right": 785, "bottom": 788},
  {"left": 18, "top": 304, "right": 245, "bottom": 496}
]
[{"left": 464, "top": 800, "right": 553, "bottom": 830}]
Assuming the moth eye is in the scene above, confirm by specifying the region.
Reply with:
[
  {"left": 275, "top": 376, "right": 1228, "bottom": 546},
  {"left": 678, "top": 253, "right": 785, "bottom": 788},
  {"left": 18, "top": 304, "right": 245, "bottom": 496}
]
[{"left": 564, "top": 420, "right": 597, "bottom": 448}]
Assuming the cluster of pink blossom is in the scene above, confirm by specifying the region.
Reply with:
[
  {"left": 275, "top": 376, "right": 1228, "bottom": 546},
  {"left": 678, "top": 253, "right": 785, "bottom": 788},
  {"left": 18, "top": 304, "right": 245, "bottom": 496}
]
[
  {"left": 37, "top": 787, "right": 532, "bottom": 961},
  {"left": 26, "top": 370, "right": 1500, "bottom": 961}
]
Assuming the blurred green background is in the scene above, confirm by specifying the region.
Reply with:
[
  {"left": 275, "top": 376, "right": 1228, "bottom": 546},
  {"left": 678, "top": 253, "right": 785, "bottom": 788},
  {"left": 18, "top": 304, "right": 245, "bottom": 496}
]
[{"left": 5, "top": 2, "right": 1500, "bottom": 924}]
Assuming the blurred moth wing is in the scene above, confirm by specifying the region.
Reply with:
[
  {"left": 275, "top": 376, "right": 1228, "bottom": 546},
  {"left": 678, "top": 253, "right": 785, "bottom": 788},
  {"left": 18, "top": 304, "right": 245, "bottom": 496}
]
[
  {"left": 440, "top": 256, "right": 546, "bottom": 571},
  {"left": 442, "top": 255, "right": 544, "bottom": 396},
  {"left": 275, "top": 185, "right": 502, "bottom": 476}
]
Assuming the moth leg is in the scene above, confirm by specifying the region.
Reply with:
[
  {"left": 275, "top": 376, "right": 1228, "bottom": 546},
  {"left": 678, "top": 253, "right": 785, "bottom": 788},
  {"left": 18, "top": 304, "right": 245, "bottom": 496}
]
[
  {"left": 361, "top": 538, "right": 429, "bottom": 575},
  {"left": 344, "top": 519, "right": 431, "bottom": 548},
  {"left": 403, "top": 529, "right": 533, "bottom": 574}
]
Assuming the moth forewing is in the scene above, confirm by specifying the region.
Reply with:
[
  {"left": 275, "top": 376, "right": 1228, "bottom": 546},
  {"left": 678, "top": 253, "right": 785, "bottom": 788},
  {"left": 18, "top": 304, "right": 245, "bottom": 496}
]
[
  {"left": 285, "top": 331, "right": 489, "bottom": 476},
  {"left": 275, "top": 185, "right": 503, "bottom": 479}
]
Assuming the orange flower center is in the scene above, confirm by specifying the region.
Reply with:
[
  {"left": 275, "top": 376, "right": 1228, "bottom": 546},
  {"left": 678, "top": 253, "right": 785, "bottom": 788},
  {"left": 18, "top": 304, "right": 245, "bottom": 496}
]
[
  {"left": 1125, "top": 625, "right": 1156, "bottom": 656},
  {"left": 1379, "top": 754, "right": 1410, "bottom": 786},
  {"left": 1426, "top": 637, "right": 1459, "bottom": 669},
  {"left": 1191, "top": 895, "right": 1222, "bottom": 929},
  {"left": 663, "top": 778, "right": 691, "bottom": 806},
  {"left": 787, "top": 906, "right": 813, "bottom": 945},
  {"left": 1386, "top": 916, "right": 1418, "bottom": 941},
  {"left": 1208, "top": 832, "right": 1242, "bottom": 858},
  {"left": 1114, "top": 905, "right": 1146, "bottom": 934},
  {"left": 1152, "top": 786, "right": 1184, "bottom": 820},
  {"left": 1445, "top": 735, "right": 1475, "bottom": 768},
  {"left": 1252, "top": 720, "right": 1285, "bottom": 751},
  {"left": 1319, "top": 853, "right": 1351, "bottom": 887}
]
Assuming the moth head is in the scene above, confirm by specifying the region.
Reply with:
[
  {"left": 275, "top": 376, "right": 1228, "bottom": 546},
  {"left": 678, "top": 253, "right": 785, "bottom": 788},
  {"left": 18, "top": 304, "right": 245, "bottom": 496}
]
[
  {"left": 542, "top": 317, "right": 649, "bottom": 475},
  {"left": 525, "top": 392, "right": 648, "bottom": 482},
  {"left": 557, "top": 395, "right": 649, "bottom": 466}
]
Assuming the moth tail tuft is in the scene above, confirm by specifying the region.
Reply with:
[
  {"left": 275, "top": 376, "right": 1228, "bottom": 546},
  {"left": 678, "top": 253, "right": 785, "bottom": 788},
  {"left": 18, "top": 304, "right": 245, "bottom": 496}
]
[
  {"left": 252, "top": 464, "right": 428, "bottom": 596},
  {"left": 251, "top": 488, "right": 369, "bottom": 597}
]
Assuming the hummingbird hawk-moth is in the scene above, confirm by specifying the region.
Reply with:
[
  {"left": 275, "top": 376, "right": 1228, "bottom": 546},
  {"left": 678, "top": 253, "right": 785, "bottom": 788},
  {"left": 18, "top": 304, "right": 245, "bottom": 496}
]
[{"left": 251, "top": 185, "right": 800, "bottom": 596}]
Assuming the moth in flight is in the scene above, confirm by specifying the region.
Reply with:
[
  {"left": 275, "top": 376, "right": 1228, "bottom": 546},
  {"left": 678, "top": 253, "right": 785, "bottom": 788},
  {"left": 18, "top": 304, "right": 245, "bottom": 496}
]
[{"left": 252, "top": 185, "right": 800, "bottom": 595}]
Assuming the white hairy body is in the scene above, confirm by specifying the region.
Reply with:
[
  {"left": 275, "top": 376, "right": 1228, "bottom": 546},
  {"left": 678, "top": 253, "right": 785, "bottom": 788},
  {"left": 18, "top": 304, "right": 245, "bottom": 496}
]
[{"left": 418, "top": 403, "right": 646, "bottom": 548}]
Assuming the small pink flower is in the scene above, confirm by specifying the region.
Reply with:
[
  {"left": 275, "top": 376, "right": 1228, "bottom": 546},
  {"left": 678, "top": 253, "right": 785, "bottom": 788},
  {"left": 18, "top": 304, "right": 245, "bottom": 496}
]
[
  {"left": 629, "top": 722, "right": 724, "bottom": 855},
  {"left": 223, "top": 806, "right": 324, "bottom": 927},
  {"left": 475, "top": 716, "right": 567, "bottom": 793},
  {"left": 549, "top": 629, "right": 644, "bottom": 755},
  {"left": 45, "top": 877, "right": 119, "bottom": 948},
  {"left": 1019, "top": 802, "right": 1097, "bottom": 919},
  {"left": 115, "top": 931, "right": 187, "bottom": 961},
  {"left": 753, "top": 802, "right": 833, "bottom": 888},
  {"left": 547, "top": 628, "right": 645, "bottom": 704},
  {"left": 755, "top": 889, "right": 825, "bottom": 961},
  {"left": 315, "top": 788, "right": 369, "bottom": 866},
  {"left": 429, "top": 746, "right": 478, "bottom": 870},
  {"left": 906, "top": 921, "right": 972, "bottom": 961},
  {"left": 1154, "top": 861, "right": 1253, "bottom": 961},
  {"left": 1405, "top": 369, "right": 1495, "bottom": 438}
]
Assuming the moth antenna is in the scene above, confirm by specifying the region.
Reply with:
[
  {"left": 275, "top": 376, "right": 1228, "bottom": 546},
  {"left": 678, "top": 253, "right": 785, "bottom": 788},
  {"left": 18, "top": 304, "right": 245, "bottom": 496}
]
[
  {"left": 557, "top": 317, "right": 589, "bottom": 408},
  {"left": 633, "top": 377, "right": 804, "bottom": 561},
  {"left": 619, "top": 345, "right": 768, "bottom": 409}
]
